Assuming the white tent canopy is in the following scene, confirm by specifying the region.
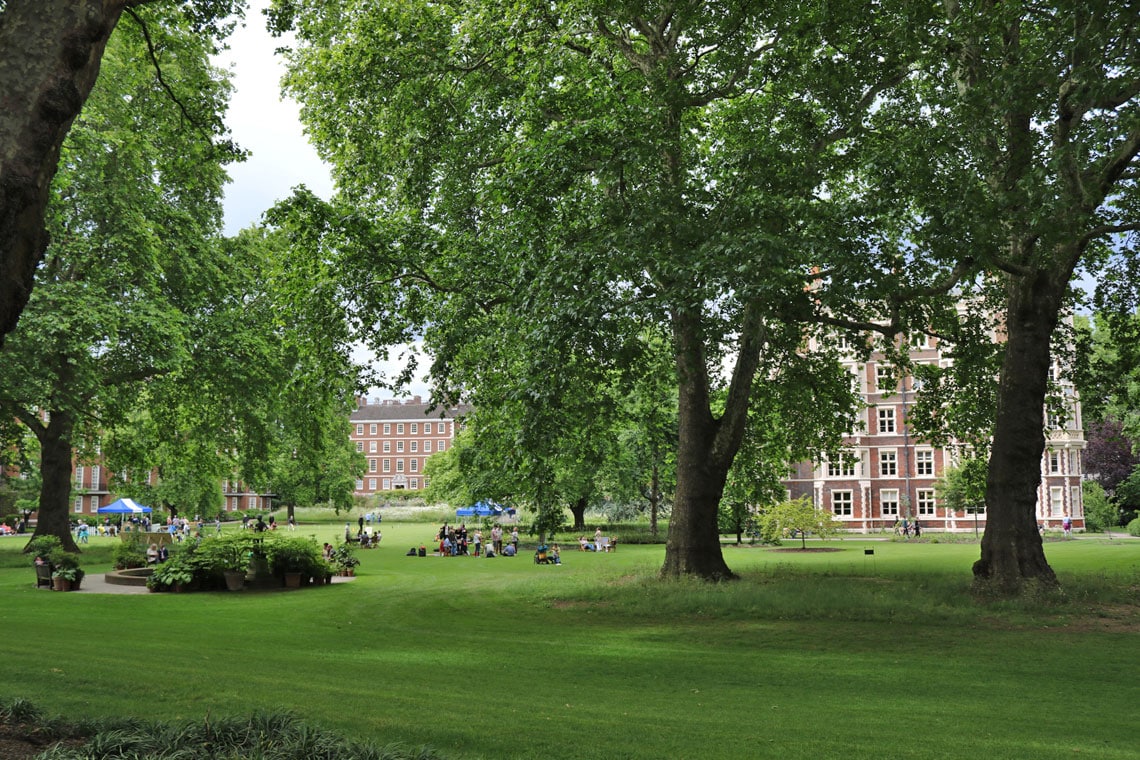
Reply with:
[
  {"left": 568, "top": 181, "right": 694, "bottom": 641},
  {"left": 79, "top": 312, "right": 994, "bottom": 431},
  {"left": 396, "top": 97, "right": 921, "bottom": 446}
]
[{"left": 96, "top": 498, "right": 152, "bottom": 514}]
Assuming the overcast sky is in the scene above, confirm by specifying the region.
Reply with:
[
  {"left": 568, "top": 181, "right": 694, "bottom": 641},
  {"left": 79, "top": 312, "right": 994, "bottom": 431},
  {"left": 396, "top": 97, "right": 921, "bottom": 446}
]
[{"left": 214, "top": 3, "right": 430, "bottom": 401}]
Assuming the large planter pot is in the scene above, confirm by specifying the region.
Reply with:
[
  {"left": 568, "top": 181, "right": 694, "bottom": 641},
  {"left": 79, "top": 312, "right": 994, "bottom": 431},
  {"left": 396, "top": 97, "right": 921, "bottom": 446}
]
[
  {"left": 52, "top": 577, "right": 71, "bottom": 592},
  {"left": 283, "top": 572, "right": 303, "bottom": 588},
  {"left": 223, "top": 570, "right": 246, "bottom": 592}
]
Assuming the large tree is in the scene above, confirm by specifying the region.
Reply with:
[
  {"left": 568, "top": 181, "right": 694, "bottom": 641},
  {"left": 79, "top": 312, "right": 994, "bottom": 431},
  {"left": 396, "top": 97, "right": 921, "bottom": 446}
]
[
  {"left": 269, "top": 0, "right": 931, "bottom": 580},
  {"left": 866, "top": 1, "right": 1140, "bottom": 593},
  {"left": 0, "top": 0, "right": 243, "bottom": 345},
  {"left": 0, "top": 7, "right": 239, "bottom": 550}
]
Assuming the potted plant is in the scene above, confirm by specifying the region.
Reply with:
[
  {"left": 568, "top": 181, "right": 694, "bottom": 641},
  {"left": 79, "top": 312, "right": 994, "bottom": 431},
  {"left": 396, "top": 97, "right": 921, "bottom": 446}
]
[
  {"left": 48, "top": 546, "right": 82, "bottom": 592},
  {"left": 196, "top": 534, "right": 255, "bottom": 591},
  {"left": 267, "top": 537, "right": 324, "bottom": 588},
  {"left": 333, "top": 543, "right": 360, "bottom": 577},
  {"left": 149, "top": 555, "right": 195, "bottom": 592}
]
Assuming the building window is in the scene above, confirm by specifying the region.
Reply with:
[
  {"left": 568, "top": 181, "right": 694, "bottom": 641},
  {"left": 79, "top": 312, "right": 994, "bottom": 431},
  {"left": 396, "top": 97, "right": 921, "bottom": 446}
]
[
  {"left": 397, "top": 423, "right": 405, "bottom": 434},
  {"left": 74, "top": 496, "right": 83, "bottom": 513},
  {"left": 880, "top": 450, "right": 898, "bottom": 476},
  {"left": 382, "top": 459, "right": 391, "bottom": 473},
  {"left": 410, "top": 459, "right": 419, "bottom": 472},
  {"left": 1050, "top": 486, "right": 1064, "bottom": 516},
  {"left": 411, "top": 478, "right": 420, "bottom": 489},
  {"left": 396, "top": 459, "right": 404, "bottom": 473},
  {"left": 880, "top": 489, "right": 899, "bottom": 516},
  {"left": 832, "top": 491, "right": 853, "bottom": 517},
  {"left": 438, "top": 440, "right": 447, "bottom": 451},
  {"left": 383, "top": 441, "right": 391, "bottom": 453},
  {"left": 91, "top": 465, "right": 100, "bottom": 486},
  {"left": 75, "top": 465, "right": 84, "bottom": 487},
  {"left": 875, "top": 365, "right": 895, "bottom": 393},
  {"left": 356, "top": 441, "right": 364, "bottom": 452},
  {"left": 877, "top": 407, "right": 896, "bottom": 434},
  {"left": 356, "top": 479, "right": 364, "bottom": 490},
  {"left": 827, "top": 456, "right": 856, "bottom": 478},
  {"left": 383, "top": 479, "right": 392, "bottom": 490},
  {"left": 90, "top": 495, "right": 100, "bottom": 511},
  {"left": 917, "top": 489, "right": 936, "bottom": 515},
  {"left": 1049, "top": 451, "right": 1061, "bottom": 474},
  {"left": 411, "top": 423, "right": 418, "bottom": 434},
  {"left": 411, "top": 441, "right": 418, "bottom": 453},
  {"left": 910, "top": 332, "right": 929, "bottom": 349},
  {"left": 383, "top": 423, "right": 391, "bottom": 435},
  {"left": 369, "top": 441, "right": 377, "bottom": 453},
  {"left": 369, "top": 423, "right": 377, "bottom": 435},
  {"left": 356, "top": 424, "right": 363, "bottom": 435},
  {"left": 424, "top": 440, "right": 433, "bottom": 453},
  {"left": 368, "top": 478, "right": 376, "bottom": 490},
  {"left": 916, "top": 450, "right": 934, "bottom": 476},
  {"left": 397, "top": 441, "right": 405, "bottom": 453},
  {"left": 369, "top": 459, "right": 377, "bottom": 473}
]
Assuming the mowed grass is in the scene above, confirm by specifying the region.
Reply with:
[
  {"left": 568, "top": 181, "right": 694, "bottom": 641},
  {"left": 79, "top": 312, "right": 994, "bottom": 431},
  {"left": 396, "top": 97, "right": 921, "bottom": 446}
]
[{"left": 1, "top": 527, "right": 1139, "bottom": 760}]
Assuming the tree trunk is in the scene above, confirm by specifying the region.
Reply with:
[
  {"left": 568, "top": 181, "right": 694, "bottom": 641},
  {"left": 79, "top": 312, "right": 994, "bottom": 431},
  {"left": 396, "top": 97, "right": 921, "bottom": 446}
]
[
  {"left": 569, "top": 496, "right": 587, "bottom": 531},
  {"left": 648, "top": 463, "right": 659, "bottom": 537},
  {"left": 0, "top": 0, "right": 129, "bottom": 344},
  {"left": 29, "top": 408, "right": 79, "bottom": 552},
  {"left": 973, "top": 273, "right": 1062, "bottom": 593},
  {"left": 660, "top": 306, "right": 763, "bottom": 580}
]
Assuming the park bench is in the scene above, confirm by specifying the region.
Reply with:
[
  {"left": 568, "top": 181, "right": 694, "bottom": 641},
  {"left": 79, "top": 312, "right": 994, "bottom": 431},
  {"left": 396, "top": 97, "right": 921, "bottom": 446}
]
[{"left": 34, "top": 563, "right": 53, "bottom": 589}]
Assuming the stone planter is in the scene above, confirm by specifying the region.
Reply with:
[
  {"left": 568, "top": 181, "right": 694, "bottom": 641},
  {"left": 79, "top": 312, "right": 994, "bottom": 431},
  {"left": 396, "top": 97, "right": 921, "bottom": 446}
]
[
  {"left": 283, "top": 571, "right": 303, "bottom": 588},
  {"left": 223, "top": 570, "right": 246, "bottom": 591}
]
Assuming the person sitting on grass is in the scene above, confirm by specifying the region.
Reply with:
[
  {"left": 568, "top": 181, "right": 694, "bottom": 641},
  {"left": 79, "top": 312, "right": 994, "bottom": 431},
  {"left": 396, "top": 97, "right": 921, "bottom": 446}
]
[{"left": 503, "top": 543, "right": 516, "bottom": 557}]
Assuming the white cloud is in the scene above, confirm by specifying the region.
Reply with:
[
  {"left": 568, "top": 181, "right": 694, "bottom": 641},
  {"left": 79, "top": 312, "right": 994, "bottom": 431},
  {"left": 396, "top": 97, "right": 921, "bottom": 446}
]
[
  {"left": 215, "top": 1, "right": 334, "bottom": 236},
  {"left": 215, "top": 2, "right": 432, "bottom": 399}
]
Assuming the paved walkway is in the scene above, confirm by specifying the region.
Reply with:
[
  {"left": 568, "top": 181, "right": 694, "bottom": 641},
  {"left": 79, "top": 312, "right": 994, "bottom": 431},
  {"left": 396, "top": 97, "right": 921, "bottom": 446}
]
[{"left": 62, "top": 573, "right": 356, "bottom": 595}]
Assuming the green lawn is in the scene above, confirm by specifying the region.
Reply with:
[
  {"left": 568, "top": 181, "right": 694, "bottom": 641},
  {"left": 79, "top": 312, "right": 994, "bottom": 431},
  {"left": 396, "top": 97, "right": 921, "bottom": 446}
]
[{"left": 1, "top": 527, "right": 1138, "bottom": 759}]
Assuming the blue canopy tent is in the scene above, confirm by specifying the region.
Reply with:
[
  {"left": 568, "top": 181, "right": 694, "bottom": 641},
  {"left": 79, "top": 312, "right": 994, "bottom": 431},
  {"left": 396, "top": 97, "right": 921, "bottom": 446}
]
[
  {"left": 455, "top": 500, "right": 515, "bottom": 518},
  {"left": 97, "top": 498, "right": 152, "bottom": 514}
]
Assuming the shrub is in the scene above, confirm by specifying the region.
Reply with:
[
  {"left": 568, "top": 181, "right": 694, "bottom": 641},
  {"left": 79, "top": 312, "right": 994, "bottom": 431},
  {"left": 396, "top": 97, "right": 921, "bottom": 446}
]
[
  {"left": 1127, "top": 517, "right": 1140, "bottom": 537},
  {"left": 266, "top": 536, "right": 325, "bottom": 578},
  {"left": 112, "top": 536, "right": 148, "bottom": 569},
  {"left": 25, "top": 535, "right": 62, "bottom": 562}
]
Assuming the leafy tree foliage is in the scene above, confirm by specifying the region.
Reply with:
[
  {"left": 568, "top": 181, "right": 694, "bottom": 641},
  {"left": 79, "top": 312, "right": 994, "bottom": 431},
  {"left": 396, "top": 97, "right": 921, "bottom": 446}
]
[
  {"left": 0, "top": 0, "right": 245, "bottom": 345},
  {"left": 865, "top": 1, "right": 1140, "bottom": 593},
  {"left": 0, "top": 10, "right": 242, "bottom": 550},
  {"left": 268, "top": 0, "right": 933, "bottom": 580},
  {"left": 757, "top": 496, "right": 840, "bottom": 550},
  {"left": 1081, "top": 480, "right": 1120, "bottom": 533}
]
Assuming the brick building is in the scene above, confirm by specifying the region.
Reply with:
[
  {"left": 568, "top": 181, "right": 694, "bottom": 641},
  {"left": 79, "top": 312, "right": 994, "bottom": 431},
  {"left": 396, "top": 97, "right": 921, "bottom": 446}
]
[
  {"left": 784, "top": 332, "right": 1086, "bottom": 532},
  {"left": 349, "top": 396, "right": 470, "bottom": 495}
]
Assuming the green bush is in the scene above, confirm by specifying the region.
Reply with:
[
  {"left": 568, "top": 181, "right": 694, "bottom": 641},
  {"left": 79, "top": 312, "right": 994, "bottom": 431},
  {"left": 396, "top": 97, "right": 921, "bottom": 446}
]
[
  {"left": 112, "top": 536, "right": 148, "bottom": 569},
  {"left": 1127, "top": 517, "right": 1140, "bottom": 537},
  {"left": 25, "top": 535, "right": 62, "bottom": 563},
  {"left": 266, "top": 536, "right": 326, "bottom": 578},
  {"left": 194, "top": 533, "right": 257, "bottom": 575}
]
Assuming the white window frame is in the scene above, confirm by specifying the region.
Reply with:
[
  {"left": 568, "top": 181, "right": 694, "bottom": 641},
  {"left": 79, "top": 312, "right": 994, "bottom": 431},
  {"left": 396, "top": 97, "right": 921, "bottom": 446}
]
[
  {"left": 880, "top": 489, "right": 899, "bottom": 516},
  {"left": 369, "top": 423, "right": 377, "bottom": 435},
  {"left": 369, "top": 459, "right": 377, "bottom": 473},
  {"left": 424, "top": 440, "right": 433, "bottom": 453},
  {"left": 411, "top": 423, "right": 418, "bottom": 434},
  {"left": 880, "top": 450, "right": 898, "bottom": 477},
  {"left": 877, "top": 407, "right": 896, "bottom": 434},
  {"left": 916, "top": 449, "right": 934, "bottom": 476},
  {"left": 917, "top": 489, "right": 936, "bottom": 515},
  {"left": 832, "top": 490, "right": 853, "bottom": 517},
  {"left": 382, "top": 458, "right": 391, "bottom": 473}
]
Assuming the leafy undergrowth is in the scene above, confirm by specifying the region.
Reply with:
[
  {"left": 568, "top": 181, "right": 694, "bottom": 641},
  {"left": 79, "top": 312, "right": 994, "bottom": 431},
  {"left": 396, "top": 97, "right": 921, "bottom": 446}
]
[{"left": 0, "top": 699, "right": 444, "bottom": 760}]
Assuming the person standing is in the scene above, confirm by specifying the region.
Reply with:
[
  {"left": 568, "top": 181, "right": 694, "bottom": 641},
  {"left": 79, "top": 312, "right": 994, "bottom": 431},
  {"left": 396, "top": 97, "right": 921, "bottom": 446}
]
[
  {"left": 510, "top": 527, "right": 520, "bottom": 553},
  {"left": 491, "top": 524, "right": 503, "bottom": 555},
  {"left": 594, "top": 527, "right": 603, "bottom": 553},
  {"left": 288, "top": 514, "right": 296, "bottom": 532}
]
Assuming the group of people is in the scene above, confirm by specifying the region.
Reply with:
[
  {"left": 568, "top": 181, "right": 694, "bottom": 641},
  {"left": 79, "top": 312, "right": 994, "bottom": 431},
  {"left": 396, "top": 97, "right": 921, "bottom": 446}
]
[
  {"left": 425, "top": 522, "right": 519, "bottom": 557},
  {"left": 146, "top": 542, "right": 170, "bottom": 565},
  {"left": 578, "top": 527, "right": 612, "bottom": 552},
  {"left": 344, "top": 517, "right": 381, "bottom": 546},
  {"left": 893, "top": 517, "right": 922, "bottom": 538}
]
